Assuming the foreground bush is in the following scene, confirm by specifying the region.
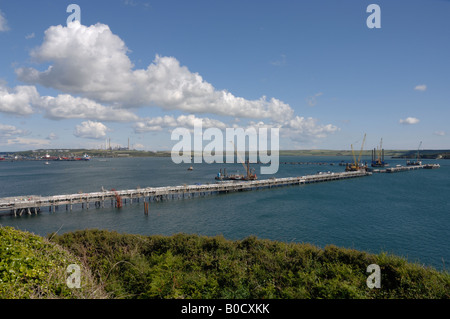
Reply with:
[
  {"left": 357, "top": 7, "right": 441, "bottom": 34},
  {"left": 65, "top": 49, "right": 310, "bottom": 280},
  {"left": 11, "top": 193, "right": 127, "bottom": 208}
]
[
  {"left": 0, "top": 226, "right": 107, "bottom": 299},
  {"left": 50, "top": 229, "right": 449, "bottom": 299}
]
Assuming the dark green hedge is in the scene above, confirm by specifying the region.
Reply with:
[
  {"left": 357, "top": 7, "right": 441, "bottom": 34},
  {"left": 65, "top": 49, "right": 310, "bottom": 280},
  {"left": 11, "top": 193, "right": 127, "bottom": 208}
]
[{"left": 50, "top": 229, "right": 449, "bottom": 299}]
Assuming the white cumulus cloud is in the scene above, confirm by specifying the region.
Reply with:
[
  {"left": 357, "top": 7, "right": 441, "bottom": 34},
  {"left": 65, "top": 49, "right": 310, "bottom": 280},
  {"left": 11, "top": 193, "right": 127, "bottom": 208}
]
[
  {"left": 74, "top": 120, "right": 109, "bottom": 139},
  {"left": 0, "top": 84, "right": 39, "bottom": 115},
  {"left": 12, "top": 21, "right": 340, "bottom": 143},
  {"left": 414, "top": 84, "right": 427, "bottom": 91},
  {"left": 285, "top": 116, "right": 339, "bottom": 140},
  {"left": 46, "top": 132, "right": 58, "bottom": 140},
  {"left": 16, "top": 21, "right": 294, "bottom": 123},
  {"left": 0, "top": 82, "right": 139, "bottom": 122},
  {"left": 399, "top": 117, "right": 420, "bottom": 125},
  {"left": 5, "top": 137, "right": 51, "bottom": 147},
  {"left": 134, "top": 114, "right": 228, "bottom": 133},
  {"left": 0, "top": 124, "right": 29, "bottom": 137},
  {"left": 38, "top": 94, "right": 139, "bottom": 122},
  {"left": 25, "top": 32, "right": 35, "bottom": 39},
  {"left": 0, "top": 10, "right": 9, "bottom": 32}
]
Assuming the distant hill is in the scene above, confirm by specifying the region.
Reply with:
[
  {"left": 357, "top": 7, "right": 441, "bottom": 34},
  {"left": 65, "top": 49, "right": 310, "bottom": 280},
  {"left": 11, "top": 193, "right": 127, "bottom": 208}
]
[{"left": 2, "top": 149, "right": 449, "bottom": 159}]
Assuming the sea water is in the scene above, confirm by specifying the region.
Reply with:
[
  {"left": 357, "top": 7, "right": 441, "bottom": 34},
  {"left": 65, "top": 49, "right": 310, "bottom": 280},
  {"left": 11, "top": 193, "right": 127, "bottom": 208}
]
[{"left": 0, "top": 156, "right": 449, "bottom": 270}]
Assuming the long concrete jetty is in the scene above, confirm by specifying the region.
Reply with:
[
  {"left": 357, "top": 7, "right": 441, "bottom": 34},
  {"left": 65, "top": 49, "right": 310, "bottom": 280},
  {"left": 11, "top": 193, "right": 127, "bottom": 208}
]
[{"left": 0, "top": 170, "right": 370, "bottom": 216}]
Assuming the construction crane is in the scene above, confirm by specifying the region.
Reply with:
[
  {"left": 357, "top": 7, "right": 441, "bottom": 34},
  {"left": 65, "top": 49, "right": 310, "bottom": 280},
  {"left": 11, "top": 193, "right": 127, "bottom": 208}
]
[
  {"left": 347, "top": 133, "right": 367, "bottom": 171},
  {"left": 407, "top": 141, "right": 422, "bottom": 166},
  {"left": 371, "top": 138, "right": 387, "bottom": 167},
  {"left": 229, "top": 141, "right": 257, "bottom": 180},
  {"left": 358, "top": 133, "right": 366, "bottom": 165},
  {"left": 416, "top": 141, "right": 422, "bottom": 161}
]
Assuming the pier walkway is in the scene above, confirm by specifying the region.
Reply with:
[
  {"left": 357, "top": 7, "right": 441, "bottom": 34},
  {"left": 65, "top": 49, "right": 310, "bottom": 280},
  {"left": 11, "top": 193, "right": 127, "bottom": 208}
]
[{"left": 0, "top": 170, "right": 369, "bottom": 216}]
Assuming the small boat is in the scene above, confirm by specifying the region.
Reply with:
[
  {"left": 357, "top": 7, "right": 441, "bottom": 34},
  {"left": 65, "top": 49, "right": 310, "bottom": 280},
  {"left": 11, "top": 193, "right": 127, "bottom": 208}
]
[
  {"left": 44, "top": 161, "right": 50, "bottom": 165},
  {"left": 187, "top": 166, "right": 193, "bottom": 171}
]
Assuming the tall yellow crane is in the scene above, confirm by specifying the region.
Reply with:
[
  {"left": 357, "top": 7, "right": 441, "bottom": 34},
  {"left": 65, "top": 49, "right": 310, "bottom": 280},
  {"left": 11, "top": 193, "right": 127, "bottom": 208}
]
[
  {"left": 347, "top": 133, "right": 367, "bottom": 171},
  {"left": 357, "top": 133, "right": 366, "bottom": 165}
]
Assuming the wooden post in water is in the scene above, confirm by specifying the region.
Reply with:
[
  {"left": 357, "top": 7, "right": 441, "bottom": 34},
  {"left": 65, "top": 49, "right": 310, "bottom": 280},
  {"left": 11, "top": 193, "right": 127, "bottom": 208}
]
[{"left": 144, "top": 202, "right": 149, "bottom": 215}]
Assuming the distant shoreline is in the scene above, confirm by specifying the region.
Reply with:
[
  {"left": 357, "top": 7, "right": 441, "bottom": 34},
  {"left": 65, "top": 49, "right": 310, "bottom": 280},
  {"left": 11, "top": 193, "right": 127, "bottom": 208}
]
[{"left": 1, "top": 149, "right": 450, "bottom": 160}]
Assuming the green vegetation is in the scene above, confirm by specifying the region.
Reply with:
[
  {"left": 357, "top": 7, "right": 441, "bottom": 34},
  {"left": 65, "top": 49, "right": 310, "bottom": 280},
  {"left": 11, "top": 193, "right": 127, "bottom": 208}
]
[
  {"left": 0, "top": 226, "right": 106, "bottom": 299},
  {"left": 1, "top": 227, "right": 448, "bottom": 299},
  {"left": 50, "top": 229, "right": 449, "bottom": 299}
]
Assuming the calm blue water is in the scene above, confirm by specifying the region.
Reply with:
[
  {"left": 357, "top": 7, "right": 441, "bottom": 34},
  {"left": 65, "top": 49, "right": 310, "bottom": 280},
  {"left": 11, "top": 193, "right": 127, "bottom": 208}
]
[{"left": 1, "top": 156, "right": 449, "bottom": 270}]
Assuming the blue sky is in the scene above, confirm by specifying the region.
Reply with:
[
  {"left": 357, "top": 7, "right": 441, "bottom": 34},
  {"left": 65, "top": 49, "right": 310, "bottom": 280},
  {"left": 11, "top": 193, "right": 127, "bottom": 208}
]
[{"left": 0, "top": 0, "right": 449, "bottom": 152}]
